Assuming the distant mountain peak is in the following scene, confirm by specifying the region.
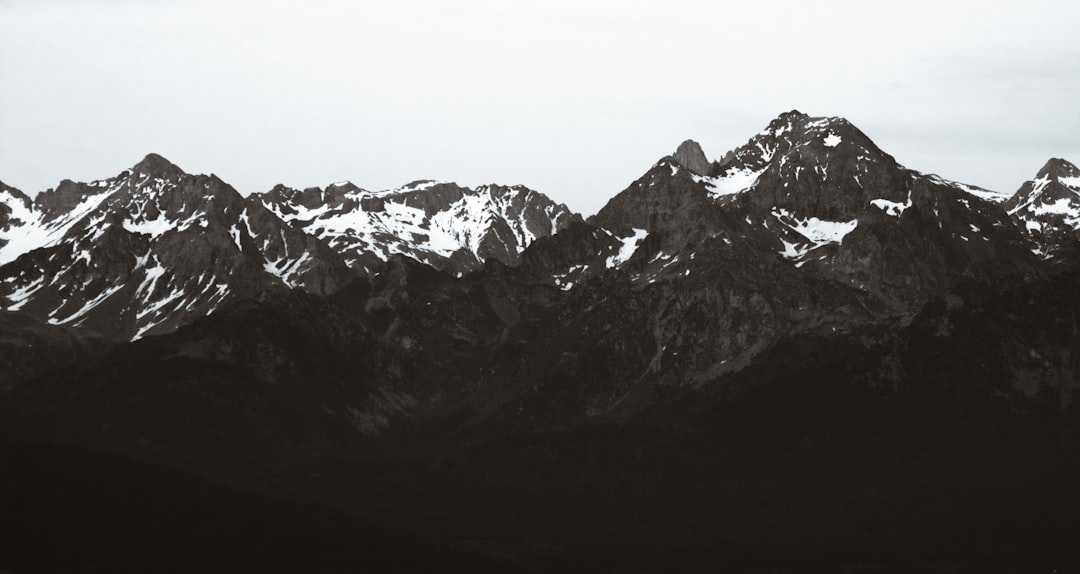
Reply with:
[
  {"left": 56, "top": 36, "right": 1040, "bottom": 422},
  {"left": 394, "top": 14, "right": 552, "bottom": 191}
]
[
  {"left": 132, "top": 153, "right": 184, "bottom": 177},
  {"left": 327, "top": 180, "right": 361, "bottom": 191},
  {"left": 758, "top": 110, "right": 853, "bottom": 138},
  {"left": 0, "top": 181, "right": 31, "bottom": 205},
  {"left": 1037, "top": 157, "right": 1080, "bottom": 180},
  {"left": 1004, "top": 157, "right": 1080, "bottom": 252},
  {"left": 396, "top": 180, "right": 444, "bottom": 193},
  {"left": 672, "top": 139, "right": 710, "bottom": 175}
]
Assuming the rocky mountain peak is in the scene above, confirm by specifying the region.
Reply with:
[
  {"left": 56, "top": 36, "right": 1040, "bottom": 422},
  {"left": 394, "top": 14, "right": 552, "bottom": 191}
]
[
  {"left": 0, "top": 182, "right": 32, "bottom": 224},
  {"left": 756, "top": 110, "right": 861, "bottom": 143},
  {"left": 0, "top": 181, "right": 30, "bottom": 203},
  {"left": 327, "top": 181, "right": 363, "bottom": 193},
  {"left": 1004, "top": 157, "right": 1080, "bottom": 250},
  {"left": 132, "top": 153, "right": 185, "bottom": 177},
  {"left": 761, "top": 109, "right": 809, "bottom": 133},
  {"left": 33, "top": 179, "right": 105, "bottom": 221},
  {"left": 0, "top": 183, "right": 34, "bottom": 262},
  {"left": 1036, "top": 157, "right": 1080, "bottom": 181},
  {"left": 672, "top": 139, "right": 710, "bottom": 175},
  {"left": 689, "top": 111, "right": 902, "bottom": 220}
]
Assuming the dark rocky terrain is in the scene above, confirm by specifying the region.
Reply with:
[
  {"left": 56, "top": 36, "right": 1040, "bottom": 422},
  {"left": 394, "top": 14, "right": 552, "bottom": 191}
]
[{"left": 2, "top": 111, "right": 1079, "bottom": 573}]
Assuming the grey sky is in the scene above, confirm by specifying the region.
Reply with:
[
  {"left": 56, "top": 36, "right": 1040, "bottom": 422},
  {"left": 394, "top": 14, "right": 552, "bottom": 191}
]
[{"left": 2, "top": 0, "right": 1077, "bottom": 215}]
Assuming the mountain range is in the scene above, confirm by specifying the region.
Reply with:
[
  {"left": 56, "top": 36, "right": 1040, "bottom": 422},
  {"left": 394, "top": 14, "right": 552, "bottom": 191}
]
[
  {"left": 2, "top": 110, "right": 1079, "bottom": 573},
  {"left": 0, "top": 154, "right": 577, "bottom": 340}
]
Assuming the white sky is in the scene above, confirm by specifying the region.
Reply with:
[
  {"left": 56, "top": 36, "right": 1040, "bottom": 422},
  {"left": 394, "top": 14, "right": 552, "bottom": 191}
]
[{"left": 1, "top": 0, "right": 1078, "bottom": 215}]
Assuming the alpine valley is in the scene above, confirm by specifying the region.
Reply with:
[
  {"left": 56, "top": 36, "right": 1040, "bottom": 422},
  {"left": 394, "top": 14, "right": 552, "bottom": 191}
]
[{"left": 2, "top": 111, "right": 1078, "bottom": 573}]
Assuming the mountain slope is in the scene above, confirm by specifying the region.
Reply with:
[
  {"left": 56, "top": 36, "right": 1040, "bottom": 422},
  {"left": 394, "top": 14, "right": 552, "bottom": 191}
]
[
  {"left": 257, "top": 180, "right": 581, "bottom": 276},
  {"left": 0, "top": 154, "right": 354, "bottom": 340}
]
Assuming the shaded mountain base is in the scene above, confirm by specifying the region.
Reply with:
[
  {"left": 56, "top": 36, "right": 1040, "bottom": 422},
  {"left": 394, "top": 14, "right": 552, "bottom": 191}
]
[
  {"left": 4, "top": 413, "right": 1077, "bottom": 574},
  {"left": 251, "top": 382, "right": 1080, "bottom": 573},
  {"left": 3, "top": 377, "right": 1079, "bottom": 572},
  {"left": 0, "top": 444, "right": 521, "bottom": 574}
]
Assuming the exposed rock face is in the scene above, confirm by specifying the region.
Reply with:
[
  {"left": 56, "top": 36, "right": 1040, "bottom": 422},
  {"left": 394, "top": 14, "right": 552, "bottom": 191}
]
[
  {"left": 672, "top": 139, "right": 711, "bottom": 175},
  {"left": 131, "top": 152, "right": 185, "bottom": 178}
]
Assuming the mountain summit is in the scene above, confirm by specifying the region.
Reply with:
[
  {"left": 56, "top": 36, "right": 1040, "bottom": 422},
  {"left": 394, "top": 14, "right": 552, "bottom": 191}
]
[
  {"left": 672, "top": 139, "right": 710, "bottom": 175},
  {"left": 1036, "top": 157, "right": 1080, "bottom": 180},
  {"left": 132, "top": 153, "right": 185, "bottom": 177},
  {"left": 588, "top": 110, "right": 1036, "bottom": 310},
  {"left": 1006, "top": 157, "right": 1080, "bottom": 252}
]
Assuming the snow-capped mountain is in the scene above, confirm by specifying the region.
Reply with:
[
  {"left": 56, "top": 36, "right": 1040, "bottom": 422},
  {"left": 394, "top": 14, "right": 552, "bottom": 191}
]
[
  {"left": 0, "top": 154, "right": 353, "bottom": 340},
  {"left": 1005, "top": 158, "right": 1080, "bottom": 253},
  {"left": 255, "top": 180, "right": 580, "bottom": 276},
  {"left": 580, "top": 111, "right": 1037, "bottom": 309},
  {"left": 0, "top": 155, "right": 581, "bottom": 340},
  {"left": 0, "top": 113, "right": 1053, "bottom": 345}
]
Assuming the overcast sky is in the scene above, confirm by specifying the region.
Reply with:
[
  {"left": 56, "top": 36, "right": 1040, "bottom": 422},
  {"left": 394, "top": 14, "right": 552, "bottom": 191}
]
[{"left": 2, "top": 0, "right": 1078, "bottom": 215}]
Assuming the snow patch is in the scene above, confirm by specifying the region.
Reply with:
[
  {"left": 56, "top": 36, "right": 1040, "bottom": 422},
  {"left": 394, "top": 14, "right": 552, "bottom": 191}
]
[
  {"left": 954, "top": 182, "right": 1010, "bottom": 203},
  {"left": 870, "top": 196, "right": 912, "bottom": 217},
  {"left": 136, "top": 285, "right": 186, "bottom": 321},
  {"left": 788, "top": 215, "right": 857, "bottom": 245},
  {"left": 123, "top": 214, "right": 175, "bottom": 237},
  {"left": 0, "top": 181, "right": 117, "bottom": 265},
  {"left": 395, "top": 180, "right": 443, "bottom": 193},
  {"left": 1031, "top": 198, "right": 1079, "bottom": 217},
  {"left": 823, "top": 132, "right": 842, "bottom": 147},
  {"left": 49, "top": 283, "right": 125, "bottom": 326},
  {"left": 5, "top": 276, "right": 44, "bottom": 311},
  {"left": 772, "top": 208, "right": 857, "bottom": 261},
  {"left": 780, "top": 240, "right": 808, "bottom": 259},
  {"left": 606, "top": 228, "right": 648, "bottom": 269},
  {"left": 697, "top": 167, "right": 765, "bottom": 198}
]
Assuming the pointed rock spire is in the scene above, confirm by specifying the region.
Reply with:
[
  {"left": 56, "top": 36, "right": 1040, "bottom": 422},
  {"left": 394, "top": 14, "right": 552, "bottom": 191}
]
[
  {"left": 673, "top": 139, "right": 710, "bottom": 175},
  {"left": 132, "top": 153, "right": 184, "bottom": 177},
  {"left": 1035, "top": 157, "right": 1080, "bottom": 181}
]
